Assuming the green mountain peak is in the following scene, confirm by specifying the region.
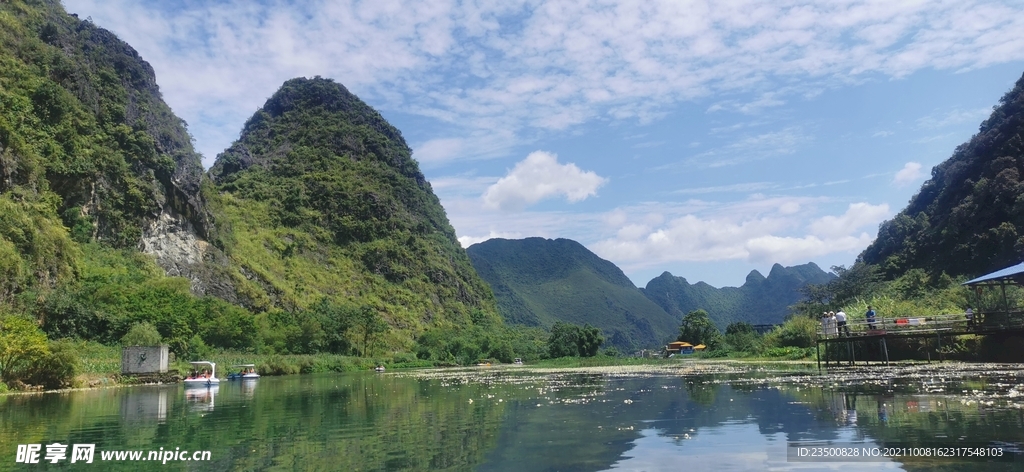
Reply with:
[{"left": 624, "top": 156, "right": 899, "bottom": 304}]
[{"left": 467, "top": 237, "right": 678, "bottom": 350}]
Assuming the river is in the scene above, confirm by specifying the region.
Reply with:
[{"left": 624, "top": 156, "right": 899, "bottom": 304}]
[{"left": 2, "top": 362, "right": 1024, "bottom": 471}]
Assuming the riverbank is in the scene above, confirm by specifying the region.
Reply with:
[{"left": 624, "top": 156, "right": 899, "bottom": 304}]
[
  {"left": 5, "top": 343, "right": 1018, "bottom": 397},
  {"left": 0, "top": 341, "right": 439, "bottom": 394}
]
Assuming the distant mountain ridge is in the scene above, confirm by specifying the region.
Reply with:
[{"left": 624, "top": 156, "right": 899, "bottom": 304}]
[
  {"left": 641, "top": 263, "right": 835, "bottom": 329},
  {"left": 467, "top": 237, "right": 833, "bottom": 348},
  {"left": 467, "top": 238, "right": 679, "bottom": 350}
]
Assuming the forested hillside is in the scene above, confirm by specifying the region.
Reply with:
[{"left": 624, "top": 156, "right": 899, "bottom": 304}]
[
  {"left": 861, "top": 72, "right": 1024, "bottom": 279},
  {"left": 641, "top": 263, "right": 834, "bottom": 329},
  {"left": 0, "top": 0, "right": 515, "bottom": 369},
  {"left": 205, "top": 76, "right": 502, "bottom": 343},
  {"left": 467, "top": 238, "right": 679, "bottom": 350},
  {"left": 0, "top": 0, "right": 208, "bottom": 297}
]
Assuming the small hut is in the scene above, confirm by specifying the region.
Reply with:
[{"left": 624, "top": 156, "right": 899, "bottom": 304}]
[{"left": 121, "top": 346, "right": 169, "bottom": 374}]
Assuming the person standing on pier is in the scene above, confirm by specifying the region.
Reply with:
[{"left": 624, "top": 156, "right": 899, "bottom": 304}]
[
  {"left": 836, "top": 309, "right": 849, "bottom": 336},
  {"left": 965, "top": 307, "right": 974, "bottom": 330},
  {"left": 866, "top": 306, "right": 877, "bottom": 330}
]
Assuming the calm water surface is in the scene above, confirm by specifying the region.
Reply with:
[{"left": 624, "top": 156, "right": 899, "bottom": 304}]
[{"left": 3, "top": 363, "right": 1024, "bottom": 471}]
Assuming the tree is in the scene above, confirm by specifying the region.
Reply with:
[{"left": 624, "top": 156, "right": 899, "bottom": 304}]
[
  {"left": 547, "top": 322, "right": 580, "bottom": 358},
  {"left": 678, "top": 309, "right": 722, "bottom": 349},
  {"left": 578, "top": 324, "right": 604, "bottom": 357},
  {"left": 725, "top": 322, "right": 754, "bottom": 336},
  {"left": 308, "top": 298, "right": 355, "bottom": 354},
  {"left": 120, "top": 322, "right": 162, "bottom": 346},
  {"left": 547, "top": 322, "right": 603, "bottom": 358},
  {"left": 0, "top": 315, "right": 49, "bottom": 383},
  {"left": 724, "top": 322, "right": 758, "bottom": 353},
  {"left": 356, "top": 305, "right": 389, "bottom": 357}
]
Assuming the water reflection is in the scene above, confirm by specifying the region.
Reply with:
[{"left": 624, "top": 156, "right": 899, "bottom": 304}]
[
  {"left": 239, "top": 378, "right": 257, "bottom": 399},
  {"left": 120, "top": 386, "right": 169, "bottom": 423},
  {"left": 184, "top": 384, "right": 218, "bottom": 412},
  {"left": 2, "top": 367, "right": 1024, "bottom": 471}
]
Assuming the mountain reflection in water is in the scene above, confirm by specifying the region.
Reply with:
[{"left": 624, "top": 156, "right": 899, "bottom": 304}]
[{"left": 0, "top": 365, "right": 1022, "bottom": 471}]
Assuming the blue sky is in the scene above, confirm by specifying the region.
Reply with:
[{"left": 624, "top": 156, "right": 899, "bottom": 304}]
[{"left": 63, "top": 0, "right": 1024, "bottom": 288}]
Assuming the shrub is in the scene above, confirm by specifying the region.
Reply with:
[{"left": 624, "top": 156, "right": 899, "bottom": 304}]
[
  {"left": 25, "top": 340, "right": 79, "bottom": 389},
  {"left": 120, "top": 322, "right": 162, "bottom": 346},
  {"left": 763, "top": 317, "right": 817, "bottom": 349},
  {"left": 760, "top": 346, "right": 813, "bottom": 360},
  {"left": 0, "top": 315, "right": 49, "bottom": 383}
]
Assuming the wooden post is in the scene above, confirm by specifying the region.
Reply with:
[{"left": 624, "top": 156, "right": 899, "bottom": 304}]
[
  {"left": 937, "top": 332, "right": 943, "bottom": 362},
  {"left": 816, "top": 341, "right": 821, "bottom": 373},
  {"left": 823, "top": 340, "right": 828, "bottom": 369}
]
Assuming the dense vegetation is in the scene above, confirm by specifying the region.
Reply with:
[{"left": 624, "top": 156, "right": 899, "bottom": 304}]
[
  {"left": 0, "top": 0, "right": 554, "bottom": 390},
  {"left": 546, "top": 321, "right": 604, "bottom": 358},
  {"left": 205, "top": 77, "right": 499, "bottom": 332},
  {"left": 467, "top": 237, "right": 679, "bottom": 350},
  {"left": 643, "top": 263, "right": 834, "bottom": 329},
  {"left": 862, "top": 72, "right": 1024, "bottom": 279},
  {"left": 0, "top": 0, "right": 213, "bottom": 387}
]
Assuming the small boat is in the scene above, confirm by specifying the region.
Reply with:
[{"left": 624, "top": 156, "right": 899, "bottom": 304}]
[
  {"left": 183, "top": 361, "right": 220, "bottom": 387},
  {"left": 227, "top": 364, "right": 260, "bottom": 380},
  {"left": 374, "top": 365, "right": 385, "bottom": 372},
  {"left": 513, "top": 358, "right": 524, "bottom": 365}
]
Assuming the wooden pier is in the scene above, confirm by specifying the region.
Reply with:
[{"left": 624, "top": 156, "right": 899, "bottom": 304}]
[{"left": 815, "top": 311, "right": 1024, "bottom": 371}]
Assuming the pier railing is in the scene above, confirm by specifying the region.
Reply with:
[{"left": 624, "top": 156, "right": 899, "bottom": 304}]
[{"left": 816, "top": 311, "right": 1024, "bottom": 340}]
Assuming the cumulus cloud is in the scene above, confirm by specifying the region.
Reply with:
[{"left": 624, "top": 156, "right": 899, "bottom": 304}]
[
  {"left": 63, "top": 0, "right": 1024, "bottom": 165},
  {"left": 808, "top": 203, "right": 891, "bottom": 239},
  {"left": 481, "top": 151, "right": 607, "bottom": 211},
  {"left": 893, "top": 162, "right": 924, "bottom": 187},
  {"left": 590, "top": 198, "right": 890, "bottom": 268}
]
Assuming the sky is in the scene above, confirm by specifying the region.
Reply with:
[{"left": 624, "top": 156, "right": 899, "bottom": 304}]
[{"left": 62, "top": 0, "right": 1024, "bottom": 288}]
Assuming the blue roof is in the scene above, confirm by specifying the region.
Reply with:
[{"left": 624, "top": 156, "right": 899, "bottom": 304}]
[{"left": 963, "top": 261, "right": 1024, "bottom": 285}]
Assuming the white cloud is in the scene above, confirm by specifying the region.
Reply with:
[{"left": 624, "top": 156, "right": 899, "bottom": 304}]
[
  {"left": 686, "top": 128, "right": 809, "bottom": 168},
  {"left": 481, "top": 151, "right": 607, "bottom": 211},
  {"left": 807, "top": 203, "right": 891, "bottom": 239},
  {"left": 415, "top": 138, "right": 465, "bottom": 164},
  {"left": 589, "top": 198, "right": 890, "bottom": 269},
  {"left": 63, "top": 0, "right": 1024, "bottom": 166},
  {"left": 457, "top": 231, "right": 523, "bottom": 248},
  {"left": 427, "top": 174, "right": 496, "bottom": 197},
  {"left": 892, "top": 162, "right": 924, "bottom": 187},
  {"left": 745, "top": 234, "right": 874, "bottom": 264},
  {"left": 916, "top": 107, "right": 991, "bottom": 129},
  {"left": 673, "top": 182, "right": 777, "bottom": 195}
]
